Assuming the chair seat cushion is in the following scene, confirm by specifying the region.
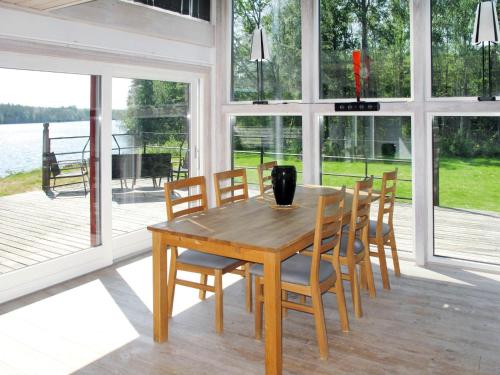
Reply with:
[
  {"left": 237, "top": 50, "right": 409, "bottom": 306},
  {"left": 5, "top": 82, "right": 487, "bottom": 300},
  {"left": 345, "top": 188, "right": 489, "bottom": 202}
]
[
  {"left": 250, "top": 254, "right": 335, "bottom": 286},
  {"left": 303, "top": 233, "right": 364, "bottom": 257},
  {"left": 339, "top": 234, "right": 364, "bottom": 257},
  {"left": 369, "top": 220, "right": 391, "bottom": 237},
  {"left": 177, "top": 250, "right": 242, "bottom": 270}
]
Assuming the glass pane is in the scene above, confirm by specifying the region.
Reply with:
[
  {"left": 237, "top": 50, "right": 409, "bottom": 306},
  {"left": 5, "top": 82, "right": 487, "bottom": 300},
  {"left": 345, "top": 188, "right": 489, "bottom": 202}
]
[
  {"left": 111, "top": 78, "right": 190, "bottom": 237},
  {"left": 433, "top": 116, "right": 500, "bottom": 264},
  {"left": 0, "top": 68, "right": 101, "bottom": 274},
  {"left": 319, "top": 0, "right": 411, "bottom": 99},
  {"left": 133, "top": 0, "right": 210, "bottom": 21},
  {"left": 431, "top": 0, "right": 499, "bottom": 97},
  {"left": 231, "top": 0, "right": 302, "bottom": 101},
  {"left": 321, "top": 115, "right": 413, "bottom": 254},
  {"left": 232, "top": 116, "right": 302, "bottom": 194}
]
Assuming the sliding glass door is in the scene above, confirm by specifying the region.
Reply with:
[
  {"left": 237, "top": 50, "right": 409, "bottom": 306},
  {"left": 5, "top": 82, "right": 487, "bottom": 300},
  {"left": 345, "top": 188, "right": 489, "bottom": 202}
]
[
  {"left": 0, "top": 68, "right": 101, "bottom": 275},
  {"left": 111, "top": 78, "right": 191, "bottom": 237},
  {"left": 432, "top": 116, "right": 500, "bottom": 264}
]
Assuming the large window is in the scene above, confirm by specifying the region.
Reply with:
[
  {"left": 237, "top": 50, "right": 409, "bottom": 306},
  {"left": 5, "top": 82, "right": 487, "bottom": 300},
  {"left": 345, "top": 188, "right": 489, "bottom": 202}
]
[
  {"left": 0, "top": 68, "right": 101, "bottom": 274},
  {"left": 433, "top": 116, "right": 500, "bottom": 263},
  {"left": 132, "top": 0, "right": 210, "bottom": 21},
  {"left": 432, "top": 1, "right": 499, "bottom": 97},
  {"left": 321, "top": 115, "right": 413, "bottom": 254},
  {"left": 232, "top": 116, "right": 302, "bottom": 190},
  {"left": 111, "top": 78, "right": 190, "bottom": 237},
  {"left": 231, "top": 0, "right": 302, "bottom": 101},
  {"left": 319, "top": 0, "right": 411, "bottom": 99}
]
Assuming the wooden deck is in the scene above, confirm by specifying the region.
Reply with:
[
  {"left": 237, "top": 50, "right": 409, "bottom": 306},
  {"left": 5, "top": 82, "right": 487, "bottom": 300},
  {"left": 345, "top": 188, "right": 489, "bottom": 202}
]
[
  {"left": 0, "top": 184, "right": 498, "bottom": 275},
  {"left": 1, "top": 254, "right": 499, "bottom": 374}
]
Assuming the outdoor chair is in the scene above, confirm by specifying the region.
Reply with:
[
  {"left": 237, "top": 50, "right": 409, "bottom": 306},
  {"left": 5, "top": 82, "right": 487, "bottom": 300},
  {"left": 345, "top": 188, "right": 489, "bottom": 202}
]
[{"left": 48, "top": 152, "right": 89, "bottom": 195}]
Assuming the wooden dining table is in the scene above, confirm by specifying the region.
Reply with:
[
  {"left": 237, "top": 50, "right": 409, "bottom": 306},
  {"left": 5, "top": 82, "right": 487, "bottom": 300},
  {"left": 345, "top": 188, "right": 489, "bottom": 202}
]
[{"left": 147, "top": 185, "right": 371, "bottom": 375}]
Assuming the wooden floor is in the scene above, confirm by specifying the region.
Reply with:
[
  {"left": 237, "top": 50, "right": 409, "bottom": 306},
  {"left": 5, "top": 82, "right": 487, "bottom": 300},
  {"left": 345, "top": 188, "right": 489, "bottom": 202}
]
[
  {"left": 0, "top": 184, "right": 498, "bottom": 275},
  {"left": 0, "top": 254, "right": 499, "bottom": 374}
]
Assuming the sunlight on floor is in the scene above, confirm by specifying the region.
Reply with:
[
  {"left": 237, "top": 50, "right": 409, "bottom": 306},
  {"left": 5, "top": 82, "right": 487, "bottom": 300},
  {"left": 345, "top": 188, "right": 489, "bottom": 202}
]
[
  {"left": 117, "top": 254, "right": 244, "bottom": 317},
  {"left": 0, "top": 280, "right": 138, "bottom": 375}
]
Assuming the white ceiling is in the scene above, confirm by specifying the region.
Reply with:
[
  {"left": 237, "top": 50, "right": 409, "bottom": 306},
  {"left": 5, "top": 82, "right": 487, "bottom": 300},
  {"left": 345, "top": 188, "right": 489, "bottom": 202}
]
[{"left": 0, "top": 0, "right": 94, "bottom": 11}]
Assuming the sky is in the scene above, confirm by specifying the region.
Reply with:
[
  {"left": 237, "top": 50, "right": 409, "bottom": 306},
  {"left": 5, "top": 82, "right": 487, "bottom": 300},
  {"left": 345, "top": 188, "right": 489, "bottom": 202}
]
[{"left": 0, "top": 68, "right": 131, "bottom": 110}]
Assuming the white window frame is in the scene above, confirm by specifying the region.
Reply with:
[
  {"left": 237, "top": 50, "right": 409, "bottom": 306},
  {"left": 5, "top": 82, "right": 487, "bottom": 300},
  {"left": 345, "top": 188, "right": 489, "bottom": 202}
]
[
  {"left": 220, "top": 0, "right": 500, "bottom": 272},
  {"left": 0, "top": 50, "right": 206, "bottom": 303}
]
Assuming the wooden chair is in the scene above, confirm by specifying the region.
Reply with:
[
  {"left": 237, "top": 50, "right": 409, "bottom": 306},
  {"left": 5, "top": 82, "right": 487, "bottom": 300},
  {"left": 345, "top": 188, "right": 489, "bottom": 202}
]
[
  {"left": 369, "top": 169, "right": 401, "bottom": 290},
  {"left": 252, "top": 189, "right": 349, "bottom": 360},
  {"left": 213, "top": 168, "right": 252, "bottom": 312},
  {"left": 335, "top": 177, "right": 376, "bottom": 319},
  {"left": 164, "top": 176, "right": 246, "bottom": 334},
  {"left": 257, "top": 160, "right": 277, "bottom": 196}
]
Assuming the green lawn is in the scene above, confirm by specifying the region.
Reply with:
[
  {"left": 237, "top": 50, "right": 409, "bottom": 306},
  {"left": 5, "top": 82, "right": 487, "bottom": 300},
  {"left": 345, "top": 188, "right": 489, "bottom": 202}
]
[
  {"left": 234, "top": 153, "right": 500, "bottom": 213},
  {"left": 0, "top": 169, "right": 42, "bottom": 197}
]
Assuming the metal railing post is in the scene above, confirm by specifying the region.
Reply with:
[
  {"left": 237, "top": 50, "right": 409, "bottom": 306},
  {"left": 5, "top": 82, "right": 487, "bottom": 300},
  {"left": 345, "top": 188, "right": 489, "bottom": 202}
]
[{"left": 42, "top": 123, "right": 50, "bottom": 192}]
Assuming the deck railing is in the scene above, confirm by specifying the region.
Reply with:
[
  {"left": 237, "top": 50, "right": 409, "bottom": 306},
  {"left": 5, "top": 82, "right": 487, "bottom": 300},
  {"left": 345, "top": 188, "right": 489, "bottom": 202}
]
[
  {"left": 42, "top": 123, "right": 188, "bottom": 192},
  {"left": 232, "top": 133, "right": 412, "bottom": 200}
]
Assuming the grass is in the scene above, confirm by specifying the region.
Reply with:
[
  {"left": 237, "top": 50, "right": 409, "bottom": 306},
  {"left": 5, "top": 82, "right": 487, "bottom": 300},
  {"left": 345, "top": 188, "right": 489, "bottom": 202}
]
[
  {"left": 234, "top": 153, "right": 500, "bottom": 213},
  {"left": 1, "top": 155, "right": 499, "bottom": 213},
  {"left": 0, "top": 169, "right": 42, "bottom": 197}
]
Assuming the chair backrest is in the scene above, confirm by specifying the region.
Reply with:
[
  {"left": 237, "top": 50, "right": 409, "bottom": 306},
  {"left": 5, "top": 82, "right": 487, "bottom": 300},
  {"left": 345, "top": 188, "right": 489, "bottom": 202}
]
[
  {"left": 257, "top": 160, "right": 277, "bottom": 195},
  {"left": 213, "top": 168, "right": 249, "bottom": 207},
  {"left": 48, "top": 152, "right": 61, "bottom": 177},
  {"left": 376, "top": 169, "right": 398, "bottom": 235},
  {"left": 164, "top": 176, "right": 208, "bottom": 220},
  {"left": 346, "top": 177, "right": 373, "bottom": 258},
  {"left": 309, "top": 188, "right": 345, "bottom": 285}
]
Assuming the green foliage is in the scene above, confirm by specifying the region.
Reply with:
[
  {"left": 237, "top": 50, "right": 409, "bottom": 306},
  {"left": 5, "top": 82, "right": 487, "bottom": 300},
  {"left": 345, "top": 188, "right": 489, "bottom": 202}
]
[
  {"left": 320, "top": 0, "right": 411, "bottom": 98},
  {"left": 435, "top": 116, "right": 500, "bottom": 158},
  {"left": 0, "top": 104, "right": 89, "bottom": 124},
  {"left": 122, "top": 79, "right": 190, "bottom": 157},
  {"left": 232, "top": 0, "right": 302, "bottom": 101},
  {"left": 432, "top": 0, "right": 499, "bottom": 97}
]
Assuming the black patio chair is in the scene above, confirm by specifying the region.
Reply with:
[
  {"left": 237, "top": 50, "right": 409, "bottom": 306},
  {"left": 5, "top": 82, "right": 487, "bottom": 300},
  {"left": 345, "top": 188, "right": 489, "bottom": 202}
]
[{"left": 48, "top": 152, "right": 89, "bottom": 195}]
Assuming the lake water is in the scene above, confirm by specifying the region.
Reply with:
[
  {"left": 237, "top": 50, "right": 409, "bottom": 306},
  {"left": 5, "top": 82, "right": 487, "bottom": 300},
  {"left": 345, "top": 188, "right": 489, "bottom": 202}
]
[{"left": 0, "top": 121, "right": 126, "bottom": 177}]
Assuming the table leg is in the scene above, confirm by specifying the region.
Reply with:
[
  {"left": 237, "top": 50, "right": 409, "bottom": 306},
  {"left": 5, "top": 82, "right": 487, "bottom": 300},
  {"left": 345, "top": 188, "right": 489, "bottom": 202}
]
[
  {"left": 264, "top": 252, "right": 282, "bottom": 375},
  {"left": 152, "top": 232, "right": 168, "bottom": 342}
]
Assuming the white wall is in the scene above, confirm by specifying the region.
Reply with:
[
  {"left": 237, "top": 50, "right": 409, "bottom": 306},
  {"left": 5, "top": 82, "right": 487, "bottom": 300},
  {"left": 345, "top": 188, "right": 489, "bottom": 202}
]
[{"left": 0, "top": 4, "right": 215, "bottom": 66}]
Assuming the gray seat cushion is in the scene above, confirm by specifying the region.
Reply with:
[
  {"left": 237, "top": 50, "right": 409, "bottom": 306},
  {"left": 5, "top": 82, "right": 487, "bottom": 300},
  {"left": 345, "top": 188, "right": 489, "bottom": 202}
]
[
  {"left": 177, "top": 250, "right": 242, "bottom": 270},
  {"left": 339, "top": 234, "right": 364, "bottom": 257},
  {"left": 303, "top": 233, "right": 364, "bottom": 257},
  {"left": 369, "top": 220, "right": 391, "bottom": 237},
  {"left": 250, "top": 254, "right": 335, "bottom": 286}
]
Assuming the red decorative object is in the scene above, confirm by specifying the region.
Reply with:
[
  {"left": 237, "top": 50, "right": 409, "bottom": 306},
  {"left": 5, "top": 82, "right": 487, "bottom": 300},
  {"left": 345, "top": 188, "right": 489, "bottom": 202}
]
[{"left": 352, "top": 50, "right": 361, "bottom": 102}]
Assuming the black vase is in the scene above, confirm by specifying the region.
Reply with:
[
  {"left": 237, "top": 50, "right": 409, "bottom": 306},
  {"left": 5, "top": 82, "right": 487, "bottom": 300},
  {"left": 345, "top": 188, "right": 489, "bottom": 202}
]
[{"left": 271, "top": 165, "right": 297, "bottom": 206}]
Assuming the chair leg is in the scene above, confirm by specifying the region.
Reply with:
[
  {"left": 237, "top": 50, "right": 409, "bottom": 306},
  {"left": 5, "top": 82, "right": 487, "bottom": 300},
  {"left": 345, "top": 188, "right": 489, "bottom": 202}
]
[
  {"left": 364, "top": 251, "right": 377, "bottom": 298},
  {"left": 167, "top": 248, "right": 178, "bottom": 318},
  {"left": 349, "top": 263, "right": 363, "bottom": 318},
  {"left": 389, "top": 231, "right": 401, "bottom": 277},
  {"left": 255, "top": 277, "right": 263, "bottom": 340},
  {"left": 359, "top": 261, "right": 368, "bottom": 290},
  {"left": 245, "top": 263, "right": 252, "bottom": 313},
  {"left": 311, "top": 286, "right": 328, "bottom": 360},
  {"left": 281, "top": 290, "right": 288, "bottom": 318},
  {"left": 333, "top": 281, "right": 350, "bottom": 333},
  {"left": 377, "top": 239, "right": 390, "bottom": 290},
  {"left": 214, "top": 269, "right": 223, "bottom": 334},
  {"left": 199, "top": 274, "right": 208, "bottom": 300}
]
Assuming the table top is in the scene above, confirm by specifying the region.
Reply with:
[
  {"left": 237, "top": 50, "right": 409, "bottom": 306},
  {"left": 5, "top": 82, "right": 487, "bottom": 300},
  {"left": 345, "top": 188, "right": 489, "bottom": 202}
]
[{"left": 148, "top": 185, "right": 366, "bottom": 253}]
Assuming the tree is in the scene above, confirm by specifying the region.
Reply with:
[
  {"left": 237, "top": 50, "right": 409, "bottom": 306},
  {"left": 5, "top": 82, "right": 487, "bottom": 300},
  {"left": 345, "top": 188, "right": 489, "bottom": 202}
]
[{"left": 123, "top": 80, "right": 189, "bottom": 156}]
